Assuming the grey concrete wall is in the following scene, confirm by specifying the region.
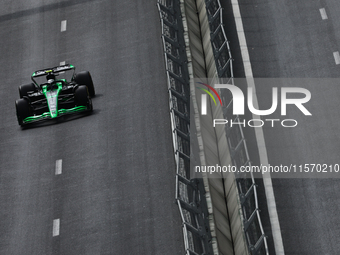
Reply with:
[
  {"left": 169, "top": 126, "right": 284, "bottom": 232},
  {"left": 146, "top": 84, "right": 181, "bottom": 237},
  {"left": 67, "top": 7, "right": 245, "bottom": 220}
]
[{"left": 180, "top": 0, "right": 249, "bottom": 254}]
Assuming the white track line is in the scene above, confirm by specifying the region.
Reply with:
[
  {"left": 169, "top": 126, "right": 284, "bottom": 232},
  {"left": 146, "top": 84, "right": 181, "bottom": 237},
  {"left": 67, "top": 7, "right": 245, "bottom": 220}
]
[
  {"left": 231, "top": 0, "right": 285, "bottom": 254},
  {"left": 333, "top": 51, "right": 340, "bottom": 65},
  {"left": 53, "top": 219, "right": 60, "bottom": 237},
  {"left": 55, "top": 159, "right": 62, "bottom": 175},
  {"left": 61, "top": 20, "right": 67, "bottom": 32},
  {"left": 319, "top": 8, "right": 328, "bottom": 20}
]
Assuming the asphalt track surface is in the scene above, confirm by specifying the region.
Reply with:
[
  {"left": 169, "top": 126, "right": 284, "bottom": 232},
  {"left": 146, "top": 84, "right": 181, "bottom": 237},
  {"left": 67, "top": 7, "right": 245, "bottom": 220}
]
[
  {"left": 0, "top": 1, "right": 184, "bottom": 254},
  {"left": 222, "top": 0, "right": 340, "bottom": 254}
]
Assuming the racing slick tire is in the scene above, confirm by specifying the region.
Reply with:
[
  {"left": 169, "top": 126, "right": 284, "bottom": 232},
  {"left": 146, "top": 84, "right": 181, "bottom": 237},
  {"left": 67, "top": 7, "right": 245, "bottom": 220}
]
[
  {"left": 74, "top": 71, "right": 95, "bottom": 97},
  {"left": 16, "top": 98, "right": 31, "bottom": 126},
  {"left": 75, "top": 85, "right": 92, "bottom": 111},
  {"left": 19, "top": 83, "right": 37, "bottom": 98}
]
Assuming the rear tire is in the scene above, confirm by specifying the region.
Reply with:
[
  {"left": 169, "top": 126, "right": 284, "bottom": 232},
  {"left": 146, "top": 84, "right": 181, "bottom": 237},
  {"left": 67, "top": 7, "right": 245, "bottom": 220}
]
[
  {"left": 74, "top": 71, "right": 95, "bottom": 97},
  {"left": 19, "top": 83, "right": 37, "bottom": 98},
  {"left": 75, "top": 85, "right": 91, "bottom": 110},
  {"left": 16, "top": 98, "right": 31, "bottom": 126}
]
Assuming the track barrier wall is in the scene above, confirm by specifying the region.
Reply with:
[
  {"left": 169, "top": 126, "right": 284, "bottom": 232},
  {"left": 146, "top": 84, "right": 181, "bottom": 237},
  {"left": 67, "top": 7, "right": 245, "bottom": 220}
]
[
  {"left": 158, "top": 0, "right": 268, "bottom": 254},
  {"left": 158, "top": 1, "right": 215, "bottom": 254}
]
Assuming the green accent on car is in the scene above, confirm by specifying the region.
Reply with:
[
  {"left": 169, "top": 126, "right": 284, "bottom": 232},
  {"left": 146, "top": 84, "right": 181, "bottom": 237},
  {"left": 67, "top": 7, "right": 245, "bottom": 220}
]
[
  {"left": 42, "top": 82, "right": 63, "bottom": 118},
  {"left": 22, "top": 106, "right": 88, "bottom": 124}
]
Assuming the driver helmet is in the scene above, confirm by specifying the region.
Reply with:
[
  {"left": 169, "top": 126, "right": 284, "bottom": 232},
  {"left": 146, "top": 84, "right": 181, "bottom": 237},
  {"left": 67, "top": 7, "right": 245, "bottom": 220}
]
[{"left": 46, "top": 73, "right": 56, "bottom": 83}]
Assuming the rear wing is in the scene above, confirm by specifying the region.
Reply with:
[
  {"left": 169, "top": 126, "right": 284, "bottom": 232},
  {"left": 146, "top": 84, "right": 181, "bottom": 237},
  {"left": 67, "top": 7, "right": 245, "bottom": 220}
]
[{"left": 31, "top": 64, "right": 75, "bottom": 85}]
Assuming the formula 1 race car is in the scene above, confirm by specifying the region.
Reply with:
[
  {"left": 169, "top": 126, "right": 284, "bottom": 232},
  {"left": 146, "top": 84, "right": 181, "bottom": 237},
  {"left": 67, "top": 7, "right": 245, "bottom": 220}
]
[{"left": 15, "top": 64, "right": 95, "bottom": 126}]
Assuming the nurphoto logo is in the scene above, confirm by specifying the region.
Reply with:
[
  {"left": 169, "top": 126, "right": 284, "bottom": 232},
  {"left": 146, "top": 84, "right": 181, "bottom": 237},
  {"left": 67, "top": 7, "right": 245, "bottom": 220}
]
[{"left": 197, "top": 82, "right": 312, "bottom": 128}]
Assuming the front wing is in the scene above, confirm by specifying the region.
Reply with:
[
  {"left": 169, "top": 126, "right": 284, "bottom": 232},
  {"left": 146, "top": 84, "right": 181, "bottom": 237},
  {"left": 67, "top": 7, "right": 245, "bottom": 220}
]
[{"left": 22, "top": 105, "right": 91, "bottom": 125}]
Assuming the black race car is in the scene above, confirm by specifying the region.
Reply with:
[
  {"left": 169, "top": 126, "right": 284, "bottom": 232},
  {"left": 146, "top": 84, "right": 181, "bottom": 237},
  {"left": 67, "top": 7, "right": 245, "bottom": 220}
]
[{"left": 15, "top": 64, "right": 95, "bottom": 126}]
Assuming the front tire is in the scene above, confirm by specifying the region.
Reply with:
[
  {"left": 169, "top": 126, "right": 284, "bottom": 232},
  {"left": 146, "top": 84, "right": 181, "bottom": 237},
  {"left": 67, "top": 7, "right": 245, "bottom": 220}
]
[
  {"left": 74, "top": 71, "right": 95, "bottom": 97},
  {"left": 19, "top": 83, "right": 37, "bottom": 98},
  {"left": 75, "top": 85, "right": 92, "bottom": 111},
  {"left": 16, "top": 98, "right": 31, "bottom": 126}
]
